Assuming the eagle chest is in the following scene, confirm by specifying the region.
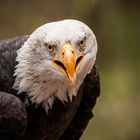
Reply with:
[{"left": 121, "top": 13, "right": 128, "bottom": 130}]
[{"left": 23, "top": 83, "right": 84, "bottom": 140}]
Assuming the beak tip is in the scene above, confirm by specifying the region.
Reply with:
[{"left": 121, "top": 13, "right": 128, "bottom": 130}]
[{"left": 68, "top": 74, "right": 76, "bottom": 86}]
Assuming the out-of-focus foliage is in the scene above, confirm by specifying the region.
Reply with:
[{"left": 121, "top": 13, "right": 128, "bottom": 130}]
[{"left": 0, "top": 0, "right": 140, "bottom": 140}]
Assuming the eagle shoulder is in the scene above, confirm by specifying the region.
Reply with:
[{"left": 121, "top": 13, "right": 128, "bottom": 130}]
[{"left": 0, "top": 36, "right": 29, "bottom": 93}]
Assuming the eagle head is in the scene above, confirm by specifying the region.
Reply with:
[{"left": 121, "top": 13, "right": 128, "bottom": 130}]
[{"left": 13, "top": 19, "right": 97, "bottom": 112}]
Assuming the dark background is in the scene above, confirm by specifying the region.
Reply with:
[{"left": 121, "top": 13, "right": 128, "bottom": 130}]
[{"left": 0, "top": 0, "right": 140, "bottom": 139}]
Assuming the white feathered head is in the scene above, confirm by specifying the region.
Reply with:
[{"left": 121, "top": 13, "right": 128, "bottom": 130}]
[{"left": 13, "top": 19, "right": 97, "bottom": 112}]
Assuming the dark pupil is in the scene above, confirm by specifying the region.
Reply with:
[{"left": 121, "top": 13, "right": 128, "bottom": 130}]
[
  {"left": 80, "top": 40, "right": 84, "bottom": 45},
  {"left": 48, "top": 46, "right": 52, "bottom": 50}
]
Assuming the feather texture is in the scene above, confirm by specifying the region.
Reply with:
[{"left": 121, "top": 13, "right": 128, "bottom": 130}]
[{"left": 0, "top": 19, "right": 100, "bottom": 140}]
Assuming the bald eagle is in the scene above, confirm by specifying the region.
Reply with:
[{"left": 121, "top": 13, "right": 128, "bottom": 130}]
[{"left": 0, "top": 20, "right": 100, "bottom": 140}]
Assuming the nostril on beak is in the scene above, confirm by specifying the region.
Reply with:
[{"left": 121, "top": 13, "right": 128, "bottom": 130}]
[{"left": 62, "top": 51, "right": 74, "bottom": 55}]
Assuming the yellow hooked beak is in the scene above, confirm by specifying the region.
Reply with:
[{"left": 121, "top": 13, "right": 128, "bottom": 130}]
[{"left": 52, "top": 44, "right": 84, "bottom": 85}]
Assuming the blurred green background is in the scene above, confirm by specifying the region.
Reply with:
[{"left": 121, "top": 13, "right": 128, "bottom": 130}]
[{"left": 0, "top": 0, "right": 140, "bottom": 139}]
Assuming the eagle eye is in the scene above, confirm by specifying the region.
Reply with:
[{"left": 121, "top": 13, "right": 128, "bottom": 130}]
[
  {"left": 45, "top": 42, "right": 56, "bottom": 53},
  {"left": 48, "top": 45, "right": 55, "bottom": 52},
  {"left": 79, "top": 40, "right": 84, "bottom": 47},
  {"left": 79, "top": 39, "right": 85, "bottom": 51}
]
